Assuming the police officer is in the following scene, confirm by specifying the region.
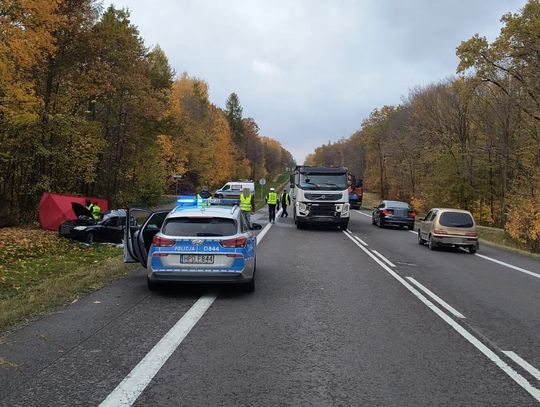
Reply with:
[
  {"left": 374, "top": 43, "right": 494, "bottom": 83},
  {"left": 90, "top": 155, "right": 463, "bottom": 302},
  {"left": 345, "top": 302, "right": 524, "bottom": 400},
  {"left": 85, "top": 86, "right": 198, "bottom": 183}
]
[
  {"left": 239, "top": 187, "right": 254, "bottom": 221},
  {"left": 280, "top": 188, "right": 290, "bottom": 218},
  {"left": 91, "top": 202, "right": 101, "bottom": 221},
  {"left": 266, "top": 187, "right": 278, "bottom": 223},
  {"left": 197, "top": 185, "right": 212, "bottom": 207},
  {"left": 85, "top": 200, "right": 93, "bottom": 212}
]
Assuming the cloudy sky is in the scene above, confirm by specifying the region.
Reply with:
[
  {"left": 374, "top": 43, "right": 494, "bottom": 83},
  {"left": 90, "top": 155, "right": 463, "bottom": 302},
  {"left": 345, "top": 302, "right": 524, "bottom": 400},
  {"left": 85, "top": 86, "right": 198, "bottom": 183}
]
[{"left": 109, "top": 0, "right": 526, "bottom": 163}]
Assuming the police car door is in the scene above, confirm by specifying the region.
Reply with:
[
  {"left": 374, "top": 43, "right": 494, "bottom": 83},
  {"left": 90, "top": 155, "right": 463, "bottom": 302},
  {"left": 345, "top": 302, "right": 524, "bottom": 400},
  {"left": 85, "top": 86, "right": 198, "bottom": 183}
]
[{"left": 124, "top": 209, "right": 169, "bottom": 266}]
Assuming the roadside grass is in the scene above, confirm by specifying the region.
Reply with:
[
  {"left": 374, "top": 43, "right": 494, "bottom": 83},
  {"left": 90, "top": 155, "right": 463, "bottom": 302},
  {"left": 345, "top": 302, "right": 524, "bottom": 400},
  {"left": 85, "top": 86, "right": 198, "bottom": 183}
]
[
  {"left": 360, "top": 191, "right": 539, "bottom": 257},
  {"left": 254, "top": 173, "right": 291, "bottom": 210},
  {"left": 0, "top": 226, "right": 136, "bottom": 331}
]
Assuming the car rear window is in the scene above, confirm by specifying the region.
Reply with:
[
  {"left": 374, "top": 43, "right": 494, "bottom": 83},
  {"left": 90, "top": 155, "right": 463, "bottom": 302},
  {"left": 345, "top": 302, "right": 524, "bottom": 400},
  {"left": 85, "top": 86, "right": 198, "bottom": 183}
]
[
  {"left": 162, "top": 217, "right": 237, "bottom": 237},
  {"left": 439, "top": 212, "right": 474, "bottom": 228}
]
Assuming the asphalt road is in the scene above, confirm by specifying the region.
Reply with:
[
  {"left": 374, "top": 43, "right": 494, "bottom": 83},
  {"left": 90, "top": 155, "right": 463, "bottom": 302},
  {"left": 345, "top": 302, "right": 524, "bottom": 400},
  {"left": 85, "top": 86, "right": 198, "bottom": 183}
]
[{"left": 1, "top": 208, "right": 539, "bottom": 406}]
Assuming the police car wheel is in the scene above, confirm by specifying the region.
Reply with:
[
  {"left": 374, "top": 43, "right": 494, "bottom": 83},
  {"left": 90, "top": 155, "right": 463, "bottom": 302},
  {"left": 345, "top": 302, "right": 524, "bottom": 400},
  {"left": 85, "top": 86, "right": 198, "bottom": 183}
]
[
  {"left": 240, "top": 278, "right": 255, "bottom": 293},
  {"left": 147, "top": 277, "right": 157, "bottom": 291}
]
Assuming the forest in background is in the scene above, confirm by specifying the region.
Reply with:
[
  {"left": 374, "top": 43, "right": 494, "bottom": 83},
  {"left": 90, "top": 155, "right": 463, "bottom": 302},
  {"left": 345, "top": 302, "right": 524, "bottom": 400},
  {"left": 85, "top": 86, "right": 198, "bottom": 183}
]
[
  {"left": 306, "top": 1, "right": 540, "bottom": 251},
  {"left": 0, "top": 0, "right": 294, "bottom": 226}
]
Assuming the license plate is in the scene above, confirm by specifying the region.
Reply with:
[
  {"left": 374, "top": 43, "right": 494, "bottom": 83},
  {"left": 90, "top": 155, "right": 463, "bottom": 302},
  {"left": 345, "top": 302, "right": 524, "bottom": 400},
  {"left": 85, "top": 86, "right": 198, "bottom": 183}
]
[{"left": 180, "top": 254, "right": 214, "bottom": 264}]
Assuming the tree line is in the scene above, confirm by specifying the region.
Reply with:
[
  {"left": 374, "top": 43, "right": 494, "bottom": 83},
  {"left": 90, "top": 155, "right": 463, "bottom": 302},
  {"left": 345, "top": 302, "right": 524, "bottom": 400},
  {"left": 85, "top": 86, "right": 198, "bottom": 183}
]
[
  {"left": 0, "top": 0, "right": 294, "bottom": 227},
  {"left": 306, "top": 1, "right": 540, "bottom": 250}
]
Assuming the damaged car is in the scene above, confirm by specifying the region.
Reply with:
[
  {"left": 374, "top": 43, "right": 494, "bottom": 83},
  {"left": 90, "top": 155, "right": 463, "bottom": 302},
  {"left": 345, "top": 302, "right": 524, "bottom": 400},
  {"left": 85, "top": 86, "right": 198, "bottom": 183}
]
[{"left": 59, "top": 203, "right": 127, "bottom": 244}]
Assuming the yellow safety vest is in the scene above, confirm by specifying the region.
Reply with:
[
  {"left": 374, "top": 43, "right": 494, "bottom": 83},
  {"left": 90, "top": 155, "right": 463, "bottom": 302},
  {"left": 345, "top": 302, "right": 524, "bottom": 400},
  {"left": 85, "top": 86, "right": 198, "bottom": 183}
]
[
  {"left": 266, "top": 192, "right": 278, "bottom": 205},
  {"left": 239, "top": 194, "right": 252, "bottom": 212},
  {"left": 91, "top": 204, "right": 101, "bottom": 220}
]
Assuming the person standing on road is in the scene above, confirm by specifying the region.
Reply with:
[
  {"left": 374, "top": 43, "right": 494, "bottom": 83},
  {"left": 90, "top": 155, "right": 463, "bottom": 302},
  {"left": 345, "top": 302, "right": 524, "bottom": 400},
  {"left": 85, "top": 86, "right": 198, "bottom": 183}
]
[
  {"left": 239, "top": 187, "right": 254, "bottom": 222},
  {"left": 280, "top": 188, "right": 290, "bottom": 218},
  {"left": 266, "top": 187, "right": 278, "bottom": 223}
]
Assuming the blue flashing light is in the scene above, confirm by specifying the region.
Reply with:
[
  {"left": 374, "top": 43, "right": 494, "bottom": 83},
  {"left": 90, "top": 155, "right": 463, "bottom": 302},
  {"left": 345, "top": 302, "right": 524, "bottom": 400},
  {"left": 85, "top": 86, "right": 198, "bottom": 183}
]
[{"left": 174, "top": 195, "right": 240, "bottom": 208}]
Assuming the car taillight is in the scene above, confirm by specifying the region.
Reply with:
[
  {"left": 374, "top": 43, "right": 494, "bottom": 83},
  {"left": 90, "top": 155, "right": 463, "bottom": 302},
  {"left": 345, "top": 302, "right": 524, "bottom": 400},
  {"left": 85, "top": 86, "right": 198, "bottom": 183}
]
[
  {"left": 382, "top": 209, "right": 394, "bottom": 215},
  {"left": 433, "top": 229, "right": 448, "bottom": 235},
  {"left": 152, "top": 235, "right": 175, "bottom": 247},
  {"left": 408, "top": 211, "right": 416, "bottom": 217},
  {"left": 220, "top": 237, "right": 247, "bottom": 248},
  {"left": 466, "top": 232, "right": 478, "bottom": 237}
]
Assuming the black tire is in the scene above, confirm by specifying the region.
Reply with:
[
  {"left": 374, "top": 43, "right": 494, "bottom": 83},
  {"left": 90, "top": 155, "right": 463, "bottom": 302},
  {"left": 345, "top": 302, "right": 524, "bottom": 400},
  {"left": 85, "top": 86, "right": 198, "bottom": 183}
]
[
  {"left": 372, "top": 216, "right": 376, "bottom": 225},
  {"left": 377, "top": 217, "right": 384, "bottom": 228},
  {"left": 240, "top": 277, "right": 255, "bottom": 293},
  {"left": 428, "top": 235, "right": 437, "bottom": 251},
  {"left": 339, "top": 223, "right": 348, "bottom": 231},
  {"left": 417, "top": 230, "right": 425, "bottom": 245},
  {"left": 296, "top": 221, "right": 304, "bottom": 229},
  {"left": 407, "top": 224, "right": 414, "bottom": 231},
  {"left": 85, "top": 232, "right": 95, "bottom": 245},
  {"left": 468, "top": 246, "right": 477, "bottom": 254},
  {"left": 147, "top": 277, "right": 157, "bottom": 291}
]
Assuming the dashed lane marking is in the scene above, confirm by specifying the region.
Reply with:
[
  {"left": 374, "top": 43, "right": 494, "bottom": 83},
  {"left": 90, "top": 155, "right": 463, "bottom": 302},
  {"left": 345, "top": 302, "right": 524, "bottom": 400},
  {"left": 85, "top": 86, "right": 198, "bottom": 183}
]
[
  {"left": 406, "top": 277, "right": 465, "bottom": 319},
  {"left": 342, "top": 230, "right": 540, "bottom": 403},
  {"left": 371, "top": 250, "right": 396, "bottom": 267},
  {"left": 503, "top": 351, "right": 540, "bottom": 382},
  {"left": 353, "top": 235, "right": 368, "bottom": 246}
]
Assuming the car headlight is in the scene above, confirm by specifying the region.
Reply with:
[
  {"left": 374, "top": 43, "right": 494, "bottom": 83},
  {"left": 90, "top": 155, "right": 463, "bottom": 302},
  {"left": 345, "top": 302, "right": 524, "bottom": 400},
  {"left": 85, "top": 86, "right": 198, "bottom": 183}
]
[{"left": 73, "top": 226, "right": 87, "bottom": 231}]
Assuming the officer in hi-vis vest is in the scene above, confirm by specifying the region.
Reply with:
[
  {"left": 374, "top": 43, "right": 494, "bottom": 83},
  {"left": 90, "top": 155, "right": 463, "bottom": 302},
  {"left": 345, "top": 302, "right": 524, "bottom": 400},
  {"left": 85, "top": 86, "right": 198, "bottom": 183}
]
[
  {"left": 265, "top": 187, "right": 278, "bottom": 223},
  {"left": 239, "top": 187, "right": 254, "bottom": 222}
]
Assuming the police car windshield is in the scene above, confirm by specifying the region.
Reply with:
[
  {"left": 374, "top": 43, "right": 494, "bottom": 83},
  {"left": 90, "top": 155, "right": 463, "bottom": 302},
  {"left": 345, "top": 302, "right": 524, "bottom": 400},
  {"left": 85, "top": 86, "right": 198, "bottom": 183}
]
[{"left": 162, "top": 217, "right": 237, "bottom": 237}]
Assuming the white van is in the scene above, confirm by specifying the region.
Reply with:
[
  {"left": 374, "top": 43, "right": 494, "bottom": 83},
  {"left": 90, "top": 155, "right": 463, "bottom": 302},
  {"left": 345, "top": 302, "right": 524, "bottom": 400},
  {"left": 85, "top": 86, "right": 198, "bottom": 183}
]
[{"left": 214, "top": 181, "right": 255, "bottom": 198}]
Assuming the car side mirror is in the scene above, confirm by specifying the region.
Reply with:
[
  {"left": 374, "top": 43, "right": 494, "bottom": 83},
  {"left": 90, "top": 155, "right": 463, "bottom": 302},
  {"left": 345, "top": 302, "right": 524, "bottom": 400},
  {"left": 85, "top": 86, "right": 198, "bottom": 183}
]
[{"left": 251, "top": 223, "right": 263, "bottom": 230}]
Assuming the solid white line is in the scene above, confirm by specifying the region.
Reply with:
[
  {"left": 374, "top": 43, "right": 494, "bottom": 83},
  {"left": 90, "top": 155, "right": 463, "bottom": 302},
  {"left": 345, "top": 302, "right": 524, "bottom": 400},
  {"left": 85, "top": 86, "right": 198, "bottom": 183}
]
[
  {"left": 372, "top": 250, "right": 396, "bottom": 267},
  {"left": 353, "top": 235, "right": 368, "bottom": 246},
  {"left": 353, "top": 209, "right": 372, "bottom": 218},
  {"left": 101, "top": 209, "right": 278, "bottom": 406},
  {"left": 342, "top": 230, "right": 540, "bottom": 402},
  {"left": 409, "top": 230, "right": 418, "bottom": 235},
  {"left": 99, "top": 293, "right": 218, "bottom": 407},
  {"left": 475, "top": 253, "right": 540, "bottom": 280},
  {"left": 503, "top": 351, "right": 540, "bottom": 381},
  {"left": 406, "top": 277, "right": 465, "bottom": 319}
]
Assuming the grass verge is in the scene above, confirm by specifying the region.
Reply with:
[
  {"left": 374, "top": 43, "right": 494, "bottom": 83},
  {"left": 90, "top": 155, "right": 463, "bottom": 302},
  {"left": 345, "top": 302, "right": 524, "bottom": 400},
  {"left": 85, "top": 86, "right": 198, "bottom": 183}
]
[{"left": 0, "top": 226, "right": 136, "bottom": 331}]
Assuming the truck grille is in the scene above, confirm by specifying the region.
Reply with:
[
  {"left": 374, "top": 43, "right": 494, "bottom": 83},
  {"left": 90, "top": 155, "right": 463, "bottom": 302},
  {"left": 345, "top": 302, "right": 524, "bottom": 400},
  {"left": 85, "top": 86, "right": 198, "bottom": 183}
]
[
  {"left": 305, "top": 193, "right": 342, "bottom": 201},
  {"left": 309, "top": 203, "right": 337, "bottom": 216}
]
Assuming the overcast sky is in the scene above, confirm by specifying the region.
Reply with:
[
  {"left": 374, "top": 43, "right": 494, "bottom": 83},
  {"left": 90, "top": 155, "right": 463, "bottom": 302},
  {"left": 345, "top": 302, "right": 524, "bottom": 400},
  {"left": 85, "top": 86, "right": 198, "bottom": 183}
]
[{"left": 109, "top": 0, "right": 526, "bottom": 163}]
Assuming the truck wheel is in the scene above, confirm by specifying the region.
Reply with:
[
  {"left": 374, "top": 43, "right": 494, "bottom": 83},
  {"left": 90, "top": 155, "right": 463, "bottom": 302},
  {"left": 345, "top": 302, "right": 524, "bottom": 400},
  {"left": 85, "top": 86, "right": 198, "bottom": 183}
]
[
  {"left": 296, "top": 221, "right": 304, "bottom": 230},
  {"left": 339, "top": 223, "right": 348, "bottom": 230}
]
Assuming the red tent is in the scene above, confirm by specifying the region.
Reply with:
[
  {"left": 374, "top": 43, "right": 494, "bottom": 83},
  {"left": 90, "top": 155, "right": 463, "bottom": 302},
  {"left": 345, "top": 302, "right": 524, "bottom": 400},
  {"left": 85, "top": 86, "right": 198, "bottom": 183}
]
[{"left": 39, "top": 192, "right": 109, "bottom": 231}]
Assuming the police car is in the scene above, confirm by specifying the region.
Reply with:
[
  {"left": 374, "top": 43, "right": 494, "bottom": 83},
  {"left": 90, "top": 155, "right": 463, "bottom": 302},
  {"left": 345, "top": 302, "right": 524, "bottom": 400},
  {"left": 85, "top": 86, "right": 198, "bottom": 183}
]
[{"left": 124, "top": 197, "right": 262, "bottom": 292}]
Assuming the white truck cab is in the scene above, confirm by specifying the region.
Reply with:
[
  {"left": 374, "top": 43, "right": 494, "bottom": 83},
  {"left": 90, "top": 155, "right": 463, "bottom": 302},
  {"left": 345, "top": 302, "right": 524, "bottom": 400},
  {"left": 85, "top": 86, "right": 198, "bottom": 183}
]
[
  {"left": 290, "top": 166, "right": 350, "bottom": 230},
  {"left": 215, "top": 181, "right": 255, "bottom": 198}
]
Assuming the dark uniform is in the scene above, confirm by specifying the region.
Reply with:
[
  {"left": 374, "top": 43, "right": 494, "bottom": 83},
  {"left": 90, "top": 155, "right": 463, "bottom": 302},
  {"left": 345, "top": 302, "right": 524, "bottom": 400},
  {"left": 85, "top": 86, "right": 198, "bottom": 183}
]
[{"left": 280, "top": 190, "right": 290, "bottom": 217}]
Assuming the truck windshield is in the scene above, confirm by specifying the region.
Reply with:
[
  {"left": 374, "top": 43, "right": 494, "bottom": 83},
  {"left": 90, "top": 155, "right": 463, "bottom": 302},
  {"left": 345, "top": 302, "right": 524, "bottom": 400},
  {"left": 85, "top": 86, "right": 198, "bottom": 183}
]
[{"left": 299, "top": 173, "right": 348, "bottom": 190}]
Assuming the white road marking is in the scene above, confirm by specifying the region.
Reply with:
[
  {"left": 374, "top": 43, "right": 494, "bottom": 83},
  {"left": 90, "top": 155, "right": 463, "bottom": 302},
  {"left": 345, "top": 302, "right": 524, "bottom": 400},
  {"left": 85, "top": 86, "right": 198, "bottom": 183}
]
[
  {"left": 100, "top": 210, "right": 278, "bottom": 407},
  {"left": 353, "top": 209, "right": 372, "bottom": 218},
  {"left": 406, "top": 277, "right": 465, "bottom": 319},
  {"left": 474, "top": 253, "right": 540, "bottom": 280},
  {"left": 409, "top": 230, "right": 418, "bottom": 235},
  {"left": 371, "top": 250, "right": 396, "bottom": 267},
  {"left": 353, "top": 235, "right": 368, "bottom": 246},
  {"left": 503, "top": 351, "right": 540, "bottom": 381},
  {"left": 99, "top": 293, "right": 218, "bottom": 407},
  {"left": 342, "top": 230, "right": 540, "bottom": 403}
]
